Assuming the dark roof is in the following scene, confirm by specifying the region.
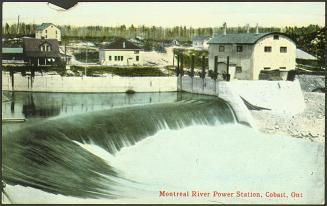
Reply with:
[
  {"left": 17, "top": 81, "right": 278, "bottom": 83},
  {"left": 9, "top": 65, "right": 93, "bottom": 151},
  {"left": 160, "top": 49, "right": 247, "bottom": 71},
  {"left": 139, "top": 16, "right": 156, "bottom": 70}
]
[
  {"left": 208, "top": 32, "right": 294, "bottom": 44},
  {"left": 23, "top": 38, "right": 60, "bottom": 57},
  {"left": 192, "top": 35, "right": 211, "bottom": 41},
  {"left": 36, "top": 23, "right": 57, "bottom": 31},
  {"left": 100, "top": 38, "right": 142, "bottom": 50}
]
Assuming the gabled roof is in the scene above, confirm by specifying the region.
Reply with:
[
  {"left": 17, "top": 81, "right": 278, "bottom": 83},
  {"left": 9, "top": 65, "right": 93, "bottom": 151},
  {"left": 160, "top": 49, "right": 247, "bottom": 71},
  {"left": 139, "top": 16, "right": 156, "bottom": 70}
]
[
  {"left": 36, "top": 23, "right": 58, "bottom": 31},
  {"left": 23, "top": 38, "right": 60, "bottom": 57},
  {"left": 192, "top": 35, "right": 211, "bottom": 42},
  {"left": 208, "top": 32, "right": 294, "bottom": 44},
  {"left": 100, "top": 38, "right": 142, "bottom": 50}
]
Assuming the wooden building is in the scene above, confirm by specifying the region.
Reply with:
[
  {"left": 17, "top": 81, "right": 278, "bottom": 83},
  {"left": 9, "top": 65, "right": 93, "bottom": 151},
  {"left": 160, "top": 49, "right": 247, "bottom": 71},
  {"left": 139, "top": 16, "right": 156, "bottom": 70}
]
[{"left": 22, "top": 38, "right": 61, "bottom": 66}]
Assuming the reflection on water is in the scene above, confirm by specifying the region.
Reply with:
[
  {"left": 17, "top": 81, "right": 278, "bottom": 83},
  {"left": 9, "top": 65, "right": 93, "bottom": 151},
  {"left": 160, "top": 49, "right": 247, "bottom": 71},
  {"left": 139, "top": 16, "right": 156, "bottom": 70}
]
[
  {"left": 22, "top": 94, "right": 61, "bottom": 118},
  {"left": 2, "top": 91, "right": 217, "bottom": 120},
  {"left": 2, "top": 91, "right": 183, "bottom": 119}
]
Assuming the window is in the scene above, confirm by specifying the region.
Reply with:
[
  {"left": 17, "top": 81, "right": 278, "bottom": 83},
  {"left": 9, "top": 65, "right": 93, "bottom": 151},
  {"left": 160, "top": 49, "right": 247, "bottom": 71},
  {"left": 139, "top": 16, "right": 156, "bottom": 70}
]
[
  {"left": 40, "top": 44, "right": 51, "bottom": 52},
  {"left": 136, "top": 56, "right": 139, "bottom": 61},
  {"left": 45, "top": 30, "right": 47, "bottom": 33},
  {"left": 264, "top": 46, "right": 272, "bottom": 52},
  {"left": 236, "top": 66, "right": 242, "bottom": 73},
  {"left": 56, "top": 30, "right": 57, "bottom": 34},
  {"left": 273, "top": 35, "right": 279, "bottom": 40},
  {"left": 121, "top": 56, "right": 123, "bottom": 61},
  {"left": 280, "top": 67, "right": 286, "bottom": 69},
  {"left": 219, "top": 45, "right": 225, "bottom": 52},
  {"left": 115, "top": 56, "right": 117, "bottom": 61},
  {"left": 264, "top": 67, "right": 271, "bottom": 70},
  {"left": 280, "top": 47, "right": 287, "bottom": 53},
  {"left": 109, "top": 56, "right": 112, "bottom": 61},
  {"left": 134, "top": 50, "right": 139, "bottom": 54},
  {"left": 237, "top": 45, "right": 243, "bottom": 52}
]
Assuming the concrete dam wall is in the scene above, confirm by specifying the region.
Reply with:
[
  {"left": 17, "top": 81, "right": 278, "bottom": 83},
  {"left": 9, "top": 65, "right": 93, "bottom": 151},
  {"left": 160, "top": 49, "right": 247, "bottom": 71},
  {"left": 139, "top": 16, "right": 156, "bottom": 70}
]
[{"left": 2, "top": 72, "right": 177, "bottom": 93}]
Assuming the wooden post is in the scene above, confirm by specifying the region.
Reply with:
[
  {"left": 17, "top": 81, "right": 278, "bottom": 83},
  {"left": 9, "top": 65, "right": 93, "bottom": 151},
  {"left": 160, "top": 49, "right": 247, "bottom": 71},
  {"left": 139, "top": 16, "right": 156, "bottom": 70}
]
[
  {"left": 190, "top": 55, "right": 194, "bottom": 78},
  {"left": 190, "top": 55, "right": 194, "bottom": 92},
  {"left": 201, "top": 56, "right": 206, "bottom": 79},
  {"left": 226, "top": 56, "right": 230, "bottom": 81},
  {"left": 214, "top": 56, "right": 218, "bottom": 94},
  {"left": 10, "top": 92, "right": 15, "bottom": 114},
  {"left": 176, "top": 54, "right": 180, "bottom": 76},
  {"left": 213, "top": 56, "right": 218, "bottom": 80},
  {"left": 10, "top": 70, "right": 14, "bottom": 91},
  {"left": 180, "top": 54, "right": 184, "bottom": 91},
  {"left": 31, "top": 68, "right": 35, "bottom": 89},
  {"left": 172, "top": 50, "right": 175, "bottom": 66},
  {"left": 202, "top": 56, "right": 206, "bottom": 91},
  {"left": 180, "top": 54, "right": 184, "bottom": 76}
]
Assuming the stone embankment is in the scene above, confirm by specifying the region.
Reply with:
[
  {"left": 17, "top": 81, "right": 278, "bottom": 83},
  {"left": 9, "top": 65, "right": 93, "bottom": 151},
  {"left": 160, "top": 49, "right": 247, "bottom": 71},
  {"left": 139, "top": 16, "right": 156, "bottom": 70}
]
[{"left": 251, "top": 92, "right": 325, "bottom": 143}]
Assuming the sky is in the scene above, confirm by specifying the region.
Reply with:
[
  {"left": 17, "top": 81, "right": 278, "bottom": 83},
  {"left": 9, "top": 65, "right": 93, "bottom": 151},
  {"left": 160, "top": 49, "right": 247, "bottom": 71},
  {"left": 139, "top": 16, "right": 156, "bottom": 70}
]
[{"left": 3, "top": 2, "right": 325, "bottom": 28}]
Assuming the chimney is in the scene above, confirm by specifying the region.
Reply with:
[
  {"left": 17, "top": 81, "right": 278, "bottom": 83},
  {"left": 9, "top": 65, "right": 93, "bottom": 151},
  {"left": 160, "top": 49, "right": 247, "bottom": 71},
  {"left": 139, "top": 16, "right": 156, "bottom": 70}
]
[
  {"left": 255, "top": 23, "right": 259, "bottom": 34},
  {"left": 223, "top": 22, "right": 227, "bottom": 35},
  {"left": 123, "top": 41, "right": 126, "bottom": 48},
  {"left": 246, "top": 24, "right": 250, "bottom": 33}
]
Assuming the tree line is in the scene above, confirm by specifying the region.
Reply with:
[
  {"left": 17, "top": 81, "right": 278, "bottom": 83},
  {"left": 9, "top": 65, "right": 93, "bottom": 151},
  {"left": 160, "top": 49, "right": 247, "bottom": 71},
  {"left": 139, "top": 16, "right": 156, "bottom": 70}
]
[
  {"left": 2, "top": 22, "right": 325, "bottom": 64},
  {"left": 3, "top": 22, "right": 282, "bottom": 41}
]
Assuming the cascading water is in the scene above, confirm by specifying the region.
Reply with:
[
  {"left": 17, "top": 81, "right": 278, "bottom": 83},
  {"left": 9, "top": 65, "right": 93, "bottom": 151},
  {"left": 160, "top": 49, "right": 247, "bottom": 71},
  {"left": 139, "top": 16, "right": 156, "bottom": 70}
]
[{"left": 2, "top": 95, "right": 324, "bottom": 204}]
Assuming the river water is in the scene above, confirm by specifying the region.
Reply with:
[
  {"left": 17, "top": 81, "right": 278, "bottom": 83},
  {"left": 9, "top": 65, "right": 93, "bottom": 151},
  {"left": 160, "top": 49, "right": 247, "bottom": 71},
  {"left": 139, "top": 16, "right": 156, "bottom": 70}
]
[{"left": 2, "top": 91, "right": 324, "bottom": 204}]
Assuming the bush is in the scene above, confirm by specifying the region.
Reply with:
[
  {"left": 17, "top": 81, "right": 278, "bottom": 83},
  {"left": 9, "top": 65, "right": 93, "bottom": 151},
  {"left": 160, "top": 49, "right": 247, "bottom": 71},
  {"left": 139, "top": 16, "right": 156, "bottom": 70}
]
[
  {"left": 70, "top": 66, "right": 166, "bottom": 77},
  {"left": 126, "top": 89, "right": 136, "bottom": 94}
]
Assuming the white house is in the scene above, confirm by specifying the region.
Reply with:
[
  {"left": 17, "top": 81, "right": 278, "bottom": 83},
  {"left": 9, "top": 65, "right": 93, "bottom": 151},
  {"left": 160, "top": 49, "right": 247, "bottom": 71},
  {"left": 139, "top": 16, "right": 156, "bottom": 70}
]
[
  {"left": 35, "top": 23, "right": 61, "bottom": 42},
  {"left": 99, "top": 38, "right": 144, "bottom": 66},
  {"left": 207, "top": 26, "right": 296, "bottom": 80},
  {"left": 192, "top": 36, "right": 211, "bottom": 50}
]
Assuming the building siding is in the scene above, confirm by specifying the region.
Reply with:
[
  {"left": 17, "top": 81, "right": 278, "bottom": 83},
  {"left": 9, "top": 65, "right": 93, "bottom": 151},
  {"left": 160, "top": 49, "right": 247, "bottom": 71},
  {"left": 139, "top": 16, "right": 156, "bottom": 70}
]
[
  {"left": 208, "top": 44, "right": 253, "bottom": 80},
  {"left": 208, "top": 33, "right": 296, "bottom": 80},
  {"left": 252, "top": 35, "right": 296, "bottom": 80},
  {"left": 99, "top": 50, "right": 143, "bottom": 66},
  {"left": 35, "top": 25, "right": 61, "bottom": 42}
]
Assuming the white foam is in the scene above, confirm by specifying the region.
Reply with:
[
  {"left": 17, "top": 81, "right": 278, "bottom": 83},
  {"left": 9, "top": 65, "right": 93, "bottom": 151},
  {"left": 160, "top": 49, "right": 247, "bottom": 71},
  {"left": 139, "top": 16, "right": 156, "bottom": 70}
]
[{"left": 4, "top": 124, "right": 324, "bottom": 204}]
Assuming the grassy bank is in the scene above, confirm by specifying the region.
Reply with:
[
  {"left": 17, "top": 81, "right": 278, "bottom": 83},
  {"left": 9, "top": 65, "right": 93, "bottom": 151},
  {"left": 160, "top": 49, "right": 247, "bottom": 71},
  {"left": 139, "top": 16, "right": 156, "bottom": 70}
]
[
  {"left": 2, "top": 64, "right": 170, "bottom": 77},
  {"left": 2, "top": 65, "right": 66, "bottom": 76},
  {"left": 70, "top": 65, "right": 167, "bottom": 77}
]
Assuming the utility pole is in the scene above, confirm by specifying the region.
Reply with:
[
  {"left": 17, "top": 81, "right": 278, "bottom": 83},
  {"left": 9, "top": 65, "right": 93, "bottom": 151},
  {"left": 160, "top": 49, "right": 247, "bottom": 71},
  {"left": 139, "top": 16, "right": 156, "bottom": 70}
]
[
  {"left": 17, "top": 15, "right": 20, "bottom": 35},
  {"left": 85, "top": 45, "right": 88, "bottom": 76}
]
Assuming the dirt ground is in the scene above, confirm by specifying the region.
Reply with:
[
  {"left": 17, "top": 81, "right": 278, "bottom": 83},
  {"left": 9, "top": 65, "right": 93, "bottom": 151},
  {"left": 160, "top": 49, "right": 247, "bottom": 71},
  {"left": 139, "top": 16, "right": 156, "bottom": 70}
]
[{"left": 251, "top": 92, "right": 325, "bottom": 143}]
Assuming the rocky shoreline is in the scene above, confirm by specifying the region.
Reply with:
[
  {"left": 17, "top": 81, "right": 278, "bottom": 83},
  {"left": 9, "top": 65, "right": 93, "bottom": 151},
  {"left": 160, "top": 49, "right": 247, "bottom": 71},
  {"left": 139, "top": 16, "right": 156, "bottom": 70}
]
[{"left": 251, "top": 92, "right": 325, "bottom": 144}]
